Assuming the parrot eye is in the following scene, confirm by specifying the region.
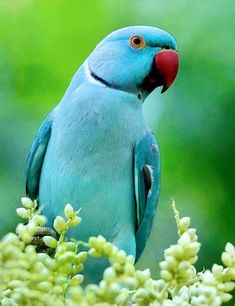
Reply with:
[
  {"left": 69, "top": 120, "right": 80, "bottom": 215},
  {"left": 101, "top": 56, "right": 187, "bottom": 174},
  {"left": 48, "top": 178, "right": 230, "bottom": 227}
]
[{"left": 129, "top": 35, "right": 146, "bottom": 49}]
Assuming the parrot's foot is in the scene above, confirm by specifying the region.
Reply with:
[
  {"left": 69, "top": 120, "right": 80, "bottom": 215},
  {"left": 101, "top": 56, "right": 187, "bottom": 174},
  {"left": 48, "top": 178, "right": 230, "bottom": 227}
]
[{"left": 31, "top": 227, "right": 57, "bottom": 254}]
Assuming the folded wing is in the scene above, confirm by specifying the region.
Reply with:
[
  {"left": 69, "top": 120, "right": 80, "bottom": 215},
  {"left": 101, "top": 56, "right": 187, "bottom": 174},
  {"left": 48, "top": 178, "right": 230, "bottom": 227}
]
[
  {"left": 25, "top": 113, "right": 52, "bottom": 199},
  {"left": 134, "top": 132, "right": 160, "bottom": 261}
]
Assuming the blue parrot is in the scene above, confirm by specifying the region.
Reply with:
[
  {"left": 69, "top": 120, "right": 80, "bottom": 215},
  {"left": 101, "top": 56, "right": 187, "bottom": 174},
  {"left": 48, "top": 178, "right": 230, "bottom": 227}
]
[{"left": 25, "top": 26, "right": 179, "bottom": 283}]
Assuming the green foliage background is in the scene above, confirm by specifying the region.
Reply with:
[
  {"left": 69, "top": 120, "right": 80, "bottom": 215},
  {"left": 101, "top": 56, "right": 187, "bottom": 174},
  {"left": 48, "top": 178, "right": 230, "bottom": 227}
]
[{"left": 0, "top": 0, "right": 234, "bottom": 293}]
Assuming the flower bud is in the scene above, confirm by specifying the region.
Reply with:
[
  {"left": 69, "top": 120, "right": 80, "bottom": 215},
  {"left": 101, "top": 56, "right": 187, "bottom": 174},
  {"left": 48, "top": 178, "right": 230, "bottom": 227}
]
[
  {"left": 154, "top": 279, "right": 166, "bottom": 291},
  {"left": 116, "top": 250, "right": 127, "bottom": 264},
  {"left": 159, "top": 261, "right": 168, "bottom": 270},
  {"left": 161, "top": 270, "right": 173, "bottom": 281},
  {"left": 136, "top": 269, "right": 151, "bottom": 283},
  {"left": 53, "top": 285, "right": 64, "bottom": 295},
  {"left": 222, "top": 252, "right": 232, "bottom": 267},
  {"left": 89, "top": 248, "right": 101, "bottom": 257},
  {"left": 187, "top": 228, "right": 197, "bottom": 239},
  {"left": 126, "top": 277, "right": 138, "bottom": 289},
  {"left": 59, "top": 262, "right": 72, "bottom": 274},
  {"left": 16, "top": 208, "right": 31, "bottom": 219},
  {"left": 70, "top": 274, "right": 84, "bottom": 286},
  {"left": 64, "top": 203, "right": 74, "bottom": 219},
  {"left": 103, "top": 267, "right": 116, "bottom": 281},
  {"left": 212, "top": 264, "right": 223, "bottom": 278},
  {"left": 2, "top": 233, "right": 19, "bottom": 244},
  {"left": 64, "top": 241, "right": 77, "bottom": 251},
  {"left": 178, "top": 217, "right": 190, "bottom": 233},
  {"left": 67, "top": 286, "right": 83, "bottom": 300},
  {"left": 56, "top": 276, "right": 68, "bottom": 285},
  {"left": 74, "top": 252, "right": 87, "bottom": 264},
  {"left": 37, "top": 281, "right": 52, "bottom": 292},
  {"left": 126, "top": 255, "right": 135, "bottom": 265},
  {"left": 202, "top": 270, "right": 216, "bottom": 285},
  {"left": 27, "top": 221, "right": 37, "bottom": 235},
  {"left": 225, "top": 242, "right": 235, "bottom": 255},
  {"left": 69, "top": 216, "right": 81, "bottom": 227},
  {"left": 54, "top": 216, "right": 67, "bottom": 234},
  {"left": 179, "top": 286, "right": 190, "bottom": 301},
  {"left": 178, "top": 232, "right": 191, "bottom": 245},
  {"left": 223, "top": 281, "right": 235, "bottom": 292},
  {"left": 97, "top": 235, "right": 106, "bottom": 244},
  {"left": 88, "top": 237, "right": 99, "bottom": 248},
  {"left": 221, "top": 292, "right": 232, "bottom": 302},
  {"left": 43, "top": 236, "right": 57, "bottom": 248},
  {"left": 115, "top": 291, "right": 129, "bottom": 304},
  {"left": 165, "top": 255, "right": 177, "bottom": 269},
  {"left": 124, "top": 263, "right": 135, "bottom": 275},
  {"left": 58, "top": 251, "right": 75, "bottom": 264},
  {"left": 167, "top": 245, "right": 184, "bottom": 258},
  {"left": 188, "top": 255, "right": 198, "bottom": 265},
  {"left": 21, "top": 197, "right": 35, "bottom": 209},
  {"left": 134, "top": 288, "right": 149, "bottom": 298},
  {"left": 16, "top": 224, "right": 32, "bottom": 243},
  {"left": 187, "top": 242, "right": 201, "bottom": 256},
  {"left": 72, "top": 263, "right": 84, "bottom": 274},
  {"left": 104, "top": 242, "right": 113, "bottom": 255},
  {"left": 178, "top": 260, "right": 190, "bottom": 271},
  {"left": 32, "top": 215, "right": 47, "bottom": 226}
]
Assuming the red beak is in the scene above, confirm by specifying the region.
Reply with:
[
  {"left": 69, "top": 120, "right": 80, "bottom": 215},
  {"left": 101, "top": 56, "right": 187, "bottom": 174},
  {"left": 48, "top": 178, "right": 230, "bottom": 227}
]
[{"left": 154, "top": 49, "right": 179, "bottom": 93}]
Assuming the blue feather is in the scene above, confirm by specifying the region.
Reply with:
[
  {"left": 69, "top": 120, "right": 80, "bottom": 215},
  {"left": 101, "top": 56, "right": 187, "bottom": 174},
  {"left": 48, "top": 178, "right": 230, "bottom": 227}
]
[
  {"left": 134, "top": 132, "right": 160, "bottom": 260},
  {"left": 25, "top": 113, "right": 52, "bottom": 199}
]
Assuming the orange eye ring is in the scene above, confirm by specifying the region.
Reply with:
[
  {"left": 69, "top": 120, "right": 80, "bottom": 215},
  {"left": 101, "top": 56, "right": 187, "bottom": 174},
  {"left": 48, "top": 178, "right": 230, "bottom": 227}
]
[{"left": 129, "top": 35, "right": 146, "bottom": 49}]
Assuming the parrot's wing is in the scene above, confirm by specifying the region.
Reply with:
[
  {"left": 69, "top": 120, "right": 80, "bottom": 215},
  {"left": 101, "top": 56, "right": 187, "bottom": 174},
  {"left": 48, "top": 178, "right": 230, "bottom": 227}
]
[
  {"left": 134, "top": 131, "right": 160, "bottom": 261},
  {"left": 25, "top": 113, "right": 52, "bottom": 199}
]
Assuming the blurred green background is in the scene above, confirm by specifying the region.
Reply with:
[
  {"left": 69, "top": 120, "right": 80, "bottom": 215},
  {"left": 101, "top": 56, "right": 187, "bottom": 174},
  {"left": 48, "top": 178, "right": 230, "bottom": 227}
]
[{"left": 0, "top": 0, "right": 234, "bottom": 294}]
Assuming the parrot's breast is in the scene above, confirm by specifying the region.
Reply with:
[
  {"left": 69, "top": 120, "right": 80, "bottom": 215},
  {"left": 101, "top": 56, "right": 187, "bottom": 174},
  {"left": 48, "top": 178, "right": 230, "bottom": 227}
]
[{"left": 39, "top": 79, "right": 148, "bottom": 258}]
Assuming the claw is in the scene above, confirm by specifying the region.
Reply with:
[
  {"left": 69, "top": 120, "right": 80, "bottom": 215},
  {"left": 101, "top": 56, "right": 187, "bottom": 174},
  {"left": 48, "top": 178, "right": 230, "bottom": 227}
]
[{"left": 31, "top": 226, "right": 57, "bottom": 253}]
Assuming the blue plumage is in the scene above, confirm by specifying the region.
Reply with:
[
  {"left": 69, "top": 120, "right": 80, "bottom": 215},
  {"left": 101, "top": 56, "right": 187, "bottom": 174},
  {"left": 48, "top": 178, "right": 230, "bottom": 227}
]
[
  {"left": 134, "top": 133, "right": 160, "bottom": 261},
  {"left": 25, "top": 26, "right": 178, "bottom": 283}
]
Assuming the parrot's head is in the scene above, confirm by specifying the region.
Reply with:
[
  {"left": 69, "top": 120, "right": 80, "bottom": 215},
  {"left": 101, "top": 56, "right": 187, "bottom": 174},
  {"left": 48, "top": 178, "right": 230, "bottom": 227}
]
[{"left": 87, "top": 25, "right": 179, "bottom": 100}]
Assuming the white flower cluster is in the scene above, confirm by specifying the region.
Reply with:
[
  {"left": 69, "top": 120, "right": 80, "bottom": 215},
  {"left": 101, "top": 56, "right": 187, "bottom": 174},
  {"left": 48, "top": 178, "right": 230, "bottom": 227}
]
[
  {"left": 16, "top": 197, "right": 47, "bottom": 243},
  {"left": 188, "top": 243, "right": 235, "bottom": 305},
  {"left": 0, "top": 199, "right": 86, "bottom": 306},
  {"left": 0, "top": 198, "right": 234, "bottom": 306},
  {"left": 159, "top": 202, "right": 200, "bottom": 288},
  {"left": 156, "top": 202, "right": 235, "bottom": 305}
]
